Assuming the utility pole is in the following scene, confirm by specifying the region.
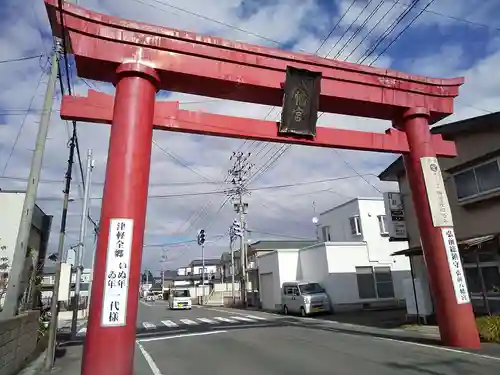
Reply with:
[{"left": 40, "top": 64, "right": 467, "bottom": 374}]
[
  {"left": 70, "top": 149, "right": 94, "bottom": 338},
  {"left": 229, "top": 233, "right": 235, "bottom": 304},
  {"left": 45, "top": 55, "right": 80, "bottom": 372},
  {"left": 0, "top": 47, "right": 59, "bottom": 318},
  {"left": 227, "top": 151, "right": 252, "bottom": 307}
]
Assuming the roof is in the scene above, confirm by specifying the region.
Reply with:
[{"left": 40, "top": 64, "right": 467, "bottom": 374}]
[
  {"left": 392, "top": 233, "right": 499, "bottom": 257},
  {"left": 248, "top": 240, "right": 317, "bottom": 251},
  {"left": 319, "top": 197, "right": 383, "bottom": 216},
  {"left": 189, "top": 259, "right": 220, "bottom": 267},
  {"left": 378, "top": 111, "right": 500, "bottom": 181},
  {"left": 161, "top": 270, "right": 177, "bottom": 280}
]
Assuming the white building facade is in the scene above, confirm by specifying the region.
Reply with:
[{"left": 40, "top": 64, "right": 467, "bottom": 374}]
[{"left": 258, "top": 197, "right": 411, "bottom": 311}]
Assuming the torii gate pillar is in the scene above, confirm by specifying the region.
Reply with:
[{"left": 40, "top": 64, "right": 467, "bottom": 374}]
[
  {"left": 399, "top": 107, "right": 479, "bottom": 347},
  {"left": 82, "top": 62, "right": 159, "bottom": 375}
]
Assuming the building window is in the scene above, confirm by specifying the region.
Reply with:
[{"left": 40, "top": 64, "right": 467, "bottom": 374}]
[
  {"left": 454, "top": 159, "right": 500, "bottom": 201},
  {"left": 377, "top": 215, "right": 389, "bottom": 236},
  {"left": 356, "top": 266, "right": 395, "bottom": 299},
  {"left": 349, "top": 216, "right": 362, "bottom": 236},
  {"left": 374, "top": 267, "right": 395, "bottom": 298},
  {"left": 355, "top": 267, "right": 376, "bottom": 299},
  {"left": 321, "top": 226, "right": 331, "bottom": 241}
]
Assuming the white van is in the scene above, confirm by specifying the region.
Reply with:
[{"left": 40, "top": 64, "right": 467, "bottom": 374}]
[
  {"left": 167, "top": 289, "right": 192, "bottom": 310},
  {"left": 281, "top": 281, "right": 331, "bottom": 316}
]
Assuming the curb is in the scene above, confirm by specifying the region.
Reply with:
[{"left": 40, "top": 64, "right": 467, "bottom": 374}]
[{"left": 18, "top": 349, "right": 47, "bottom": 375}]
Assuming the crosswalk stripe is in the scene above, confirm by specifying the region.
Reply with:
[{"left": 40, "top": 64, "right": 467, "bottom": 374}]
[
  {"left": 143, "top": 322, "right": 157, "bottom": 330},
  {"left": 179, "top": 319, "right": 198, "bottom": 325},
  {"left": 214, "top": 317, "right": 236, "bottom": 323},
  {"left": 161, "top": 320, "right": 179, "bottom": 328},
  {"left": 245, "top": 315, "right": 266, "bottom": 320},
  {"left": 197, "top": 318, "right": 218, "bottom": 324},
  {"left": 230, "top": 316, "right": 255, "bottom": 322}
]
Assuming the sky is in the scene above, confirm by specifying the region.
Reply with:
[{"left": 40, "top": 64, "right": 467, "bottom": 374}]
[{"left": 0, "top": 0, "right": 499, "bottom": 275}]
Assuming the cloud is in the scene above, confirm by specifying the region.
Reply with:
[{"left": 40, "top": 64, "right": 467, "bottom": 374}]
[{"left": 0, "top": 0, "right": 499, "bottom": 273}]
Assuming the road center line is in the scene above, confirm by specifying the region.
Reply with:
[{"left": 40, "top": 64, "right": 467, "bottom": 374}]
[{"left": 137, "top": 330, "right": 227, "bottom": 343}]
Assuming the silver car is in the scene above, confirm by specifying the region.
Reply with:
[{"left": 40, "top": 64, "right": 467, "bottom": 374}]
[{"left": 281, "top": 281, "right": 331, "bottom": 316}]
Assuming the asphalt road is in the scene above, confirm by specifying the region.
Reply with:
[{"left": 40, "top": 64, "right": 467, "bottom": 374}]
[
  {"left": 134, "top": 304, "right": 500, "bottom": 375},
  {"left": 136, "top": 300, "right": 275, "bottom": 336}
]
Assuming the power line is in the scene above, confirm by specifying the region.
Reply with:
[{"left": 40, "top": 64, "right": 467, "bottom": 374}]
[
  {"left": 357, "top": 0, "right": 420, "bottom": 64},
  {"left": 35, "top": 173, "right": 374, "bottom": 201},
  {"left": 344, "top": 0, "right": 403, "bottom": 61},
  {"left": 134, "top": 0, "right": 284, "bottom": 46},
  {"left": 370, "top": 0, "right": 437, "bottom": 65},
  {"left": 1, "top": 59, "right": 49, "bottom": 176},
  {"left": 0, "top": 175, "right": 223, "bottom": 186},
  {"left": 390, "top": 0, "right": 500, "bottom": 32},
  {"left": 0, "top": 54, "right": 44, "bottom": 64}
]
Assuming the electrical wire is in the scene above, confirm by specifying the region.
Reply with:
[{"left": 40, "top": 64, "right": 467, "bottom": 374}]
[
  {"left": 369, "top": 0, "right": 437, "bottom": 65},
  {"left": 344, "top": 0, "right": 403, "bottom": 61},
  {"left": 357, "top": 0, "right": 420, "bottom": 64},
  {"left": 1, "top": 58, "right": 49, "bottom": 176},
  {"left": 245, "top": 2, "right": 362, "bottom": 185},
  {"left": 0, "top": 54, "right": 44, "bottom": 64}
]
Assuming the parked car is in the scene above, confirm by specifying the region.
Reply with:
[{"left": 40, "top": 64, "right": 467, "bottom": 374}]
[{"left": 281, "top": 280, "right": 331, "bottom": 316}]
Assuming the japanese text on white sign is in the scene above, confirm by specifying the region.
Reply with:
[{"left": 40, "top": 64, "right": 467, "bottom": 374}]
[
  {"left": 441, "top": 228, "right": 470, "bottom": 305},
  {"left": 421, "top": 157, "right": 453, "bottom": 227},
  {"left": 101, "top": 218, "right": 134, "bottom": 327},
  {"left": 383, "top": 192, "right": 407, "bottom": 239}
]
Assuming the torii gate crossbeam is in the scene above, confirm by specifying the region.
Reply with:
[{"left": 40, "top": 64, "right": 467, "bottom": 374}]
[{"left": 44, "top": 1, "right": 481, "bottom": 375}]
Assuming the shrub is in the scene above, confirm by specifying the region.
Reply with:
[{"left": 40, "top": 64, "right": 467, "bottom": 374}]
[{"left": 476, "top": 315, "right": 500, "bottom": 343}]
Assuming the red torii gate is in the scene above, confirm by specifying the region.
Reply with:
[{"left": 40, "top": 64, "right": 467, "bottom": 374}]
[{"left": 44, "top": 1, "right": 480, "bottom": 374}]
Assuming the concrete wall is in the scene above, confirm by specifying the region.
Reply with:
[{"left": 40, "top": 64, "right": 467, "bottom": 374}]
[
  {"left": 0, "top": 311, "right": 40, "bottom": 375},
  {"left": 319, "top": 197, "right": 409, "bottom": 257},
  {"left": 319, "top": 198, "right": 361, "bottom": 242},
  {"left": 258, "top": 243, "right": 410, "bottom": 312}
]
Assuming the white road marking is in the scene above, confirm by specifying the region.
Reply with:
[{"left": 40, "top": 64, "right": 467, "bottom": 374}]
[
  {"left": 179, "top": 319, "right": 198, "bottom": 325},
  {"left": 214, "top": 317, "right": 236, "bottom": 323},
  {"left": 140, "top": 300, "right": 154, "bottom": 307},
  {"left": 137, "top": 330, "right": 227, "bottom": 343},
  {"left": 201, "top": 306, "right": 274, "bottom": 320},
  {"left": 245, "top": 314, "right": 267, "bottom": 320},
  {"left": 230, "top": 316, "right": 255, "bottom": 322},
  {"left": 137, "top": 342, "right": 163, "bottom": 375},
  {"left": 161, "top": 320, "right": 179, "bottom": 328},
  {"left": 143, "top": 322, "right": 157, "bottom": 330},
  {"left": 374, "top": 337, "right": 500, "bottom": 362},
  {"left": 197, "top": 318, "right": 218, "bottom": 324}
]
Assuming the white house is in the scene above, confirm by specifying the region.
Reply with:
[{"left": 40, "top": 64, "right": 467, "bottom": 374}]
[{"left": 257, "top": 197, "right": 411, "bottom": 312}]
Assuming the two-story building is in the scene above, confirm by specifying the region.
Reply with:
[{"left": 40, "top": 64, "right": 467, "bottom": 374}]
[
  {"left": 168, "top": 259, "right": 222, "bottom": 288},
  {"left": 379, "top": 111, "right": 500, "bottom": 315},
  {"left": 257, "top": 198, "right": 411, "bottom": 312}
]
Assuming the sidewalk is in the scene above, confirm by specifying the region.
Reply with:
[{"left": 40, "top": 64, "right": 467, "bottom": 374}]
[{"left": 35, "top": 345, "right": 84, "bottom": 375}]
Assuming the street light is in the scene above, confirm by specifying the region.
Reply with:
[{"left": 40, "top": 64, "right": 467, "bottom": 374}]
[{"left": 312, "top": 217, "right": 320, "bottom": 241}]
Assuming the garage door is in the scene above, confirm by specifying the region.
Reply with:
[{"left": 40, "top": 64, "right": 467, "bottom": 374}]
[{"left": 260, "top": 273, "right": 275, "bottom": 311}]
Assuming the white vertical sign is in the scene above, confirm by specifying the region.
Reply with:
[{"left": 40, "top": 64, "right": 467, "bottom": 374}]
[
  {"left": 441, "top": 228, "right": 470, "bottom": 304},
  {"left": 383, "top": 192, "right": 407, "bottom": 239},
  {"left": 420, "top": 157, "right": 453, "bottom": 227},
  {"left": 101, "top": 218, "right": 134, "bottom": 327}
]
